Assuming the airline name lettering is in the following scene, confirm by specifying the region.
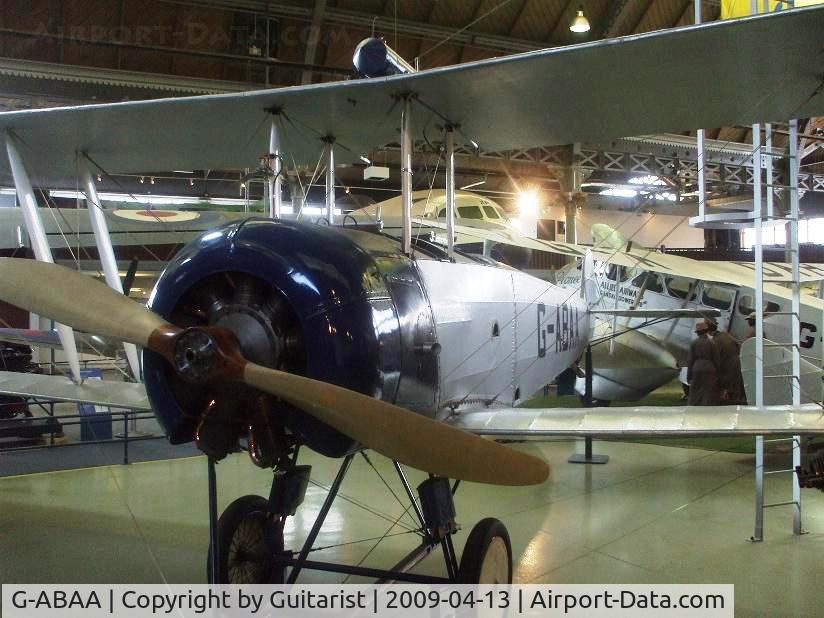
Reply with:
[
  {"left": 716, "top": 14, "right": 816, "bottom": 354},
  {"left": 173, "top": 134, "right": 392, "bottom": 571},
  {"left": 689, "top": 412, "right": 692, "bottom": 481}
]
[{"left": 599, "top": 280, "right": 636, "bottom": 305}]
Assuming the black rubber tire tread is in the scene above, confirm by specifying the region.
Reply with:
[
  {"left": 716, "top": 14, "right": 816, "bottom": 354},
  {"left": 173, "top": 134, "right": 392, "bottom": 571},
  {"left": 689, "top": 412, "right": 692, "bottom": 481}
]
[{"left": 456, "top": 517, "right": 513, "bottom": 584}]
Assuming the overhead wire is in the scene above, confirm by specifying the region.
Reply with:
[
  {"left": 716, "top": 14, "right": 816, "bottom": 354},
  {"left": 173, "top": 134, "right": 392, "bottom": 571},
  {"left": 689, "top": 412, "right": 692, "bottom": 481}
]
[{"left": 417, "top": 0, "right": 517, "bottom": 63}]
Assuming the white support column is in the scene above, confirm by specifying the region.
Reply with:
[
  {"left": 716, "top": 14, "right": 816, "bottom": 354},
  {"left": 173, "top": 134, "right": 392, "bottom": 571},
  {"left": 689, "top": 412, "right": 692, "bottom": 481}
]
[
  {"left": 400, "top": 96, "right": 413, "bottom": 255},
  {"left": 78, "top": 157, "right": 141, "bottom": 381},
  {"left": 5, "top": 132, "right": 82, "bottom": 383},
  {"left": 752, "top": 122, "right": 765, "bottom": 542},
  {"left": 789, "top": 118, "right": 803, "bottom": 535},
  {"left": 753, "top": 123, "right": 764, "bottom": 410},
  {"left": 694, "top": 0, "right": 706, "bottom": 225},
  {"left": 325, "top": 139, "right": 335, "bottom": 224},
  {"left": 445, "top": 126, "right": 456, "bottom": 259},
  {"left": 268, "top": 114, "right": 283, "bottom": 219},
  {"left": 765, "top": 123, "right": 774, "bottom": 220},
  {"left": 697, "top": 129, "right": 706, "bottom": 221}
]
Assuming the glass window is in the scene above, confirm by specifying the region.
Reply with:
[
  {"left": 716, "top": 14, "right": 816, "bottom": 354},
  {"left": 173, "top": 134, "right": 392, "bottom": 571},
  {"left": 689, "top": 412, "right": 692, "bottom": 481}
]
[
  {"left": 482, "top": 205, "right": 501, "bottom": 219},
  {"left": 665, "top": 277, "right": 695, "bottom": 299},
  {"left": 738, "top": 295, "right": 780, "bottom": 315},
  {"left": 437, "top": 208, "right": 446, "bottom": 217},
  {"left": 457, "top": 205, "right": 484, "bottom": 219},
  {"left": 632, "top": 272, "right": 663, "bottom": 293},
  {"left": 702, "top": 285, "right": 734, "bottom": 310},
  {"left": 606, "top": 264, "right": 630, "bottom": 282}
]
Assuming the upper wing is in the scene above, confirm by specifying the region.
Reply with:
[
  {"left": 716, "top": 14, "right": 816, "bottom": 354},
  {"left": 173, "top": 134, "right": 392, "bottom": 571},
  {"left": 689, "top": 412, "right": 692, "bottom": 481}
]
[
  {"left": 0, "top": 370, "right": 149, "bottom": 410},
  {"left": 1, "top": 7, "right": 822, "bottom": 184},
  {"left": 448, "top": 404, "right": 824, "bottom": 436}
]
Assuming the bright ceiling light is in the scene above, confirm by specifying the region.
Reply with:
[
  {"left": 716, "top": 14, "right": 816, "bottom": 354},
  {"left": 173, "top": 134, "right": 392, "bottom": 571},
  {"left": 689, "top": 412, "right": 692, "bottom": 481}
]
[
  {"left": 569, "top": 7, "right": 591, "bottom": 33},
  {"left": 518, "top": 189, "right": 540, "bottom": 215},
  {"left": 601, "top": 188, "right": 637, "bottom": 198},
  {"left": 629, "top": 175, "right": 667, "bottom": 186}
]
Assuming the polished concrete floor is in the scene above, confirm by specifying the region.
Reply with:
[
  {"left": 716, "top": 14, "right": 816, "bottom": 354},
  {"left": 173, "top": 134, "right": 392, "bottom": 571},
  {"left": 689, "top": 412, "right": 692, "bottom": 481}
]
[{"left": 2, "top": 439, "right": 824, "bottom": 616}]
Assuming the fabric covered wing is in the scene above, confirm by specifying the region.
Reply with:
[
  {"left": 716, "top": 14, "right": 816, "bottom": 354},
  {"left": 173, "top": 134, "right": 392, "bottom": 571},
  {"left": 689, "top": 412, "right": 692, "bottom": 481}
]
[
  {"left": 0, "top": 7, "right": 822, "bottom": 184},
  {"left": 591, "top": 309, "right": 720, "bottom": 319},
  {"left": 723, "top": 262, "right": 824, "bottom": 284},
  {"left": 448, "top": 404, "right": 824, "bottom": 436},
  {"left": 0, "top": 370, "right": 150, "bottom": 410}
]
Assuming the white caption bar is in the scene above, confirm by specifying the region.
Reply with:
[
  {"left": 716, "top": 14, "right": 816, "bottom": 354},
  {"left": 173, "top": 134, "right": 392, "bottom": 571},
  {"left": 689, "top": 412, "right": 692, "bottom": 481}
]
[{"left": 2, "top": 584, "right": 733, "bottom": 617}]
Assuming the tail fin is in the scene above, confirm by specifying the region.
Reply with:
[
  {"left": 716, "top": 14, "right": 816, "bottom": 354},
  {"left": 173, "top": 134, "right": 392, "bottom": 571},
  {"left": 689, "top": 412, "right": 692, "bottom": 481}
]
[{"left": 580, "top": 250, "right": 598, "bottom": 308}]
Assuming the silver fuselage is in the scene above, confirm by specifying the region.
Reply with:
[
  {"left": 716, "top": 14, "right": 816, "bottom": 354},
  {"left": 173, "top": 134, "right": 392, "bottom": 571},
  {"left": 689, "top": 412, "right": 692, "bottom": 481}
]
[{"left": 416, "top": 260, "right": 588, "bottom": 415}]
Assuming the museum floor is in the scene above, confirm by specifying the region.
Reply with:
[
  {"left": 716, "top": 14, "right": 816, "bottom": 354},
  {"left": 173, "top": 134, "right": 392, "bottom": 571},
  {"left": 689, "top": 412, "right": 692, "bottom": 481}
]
[{"left": 2, "top": 439, "right": 823, "bottom": 616}]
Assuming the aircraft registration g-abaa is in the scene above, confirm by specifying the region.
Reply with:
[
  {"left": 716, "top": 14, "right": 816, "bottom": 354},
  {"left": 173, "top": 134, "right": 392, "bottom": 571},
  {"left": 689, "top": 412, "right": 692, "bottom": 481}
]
[{"left": 0, "top": 6, "right": 823, "bottom": 585}]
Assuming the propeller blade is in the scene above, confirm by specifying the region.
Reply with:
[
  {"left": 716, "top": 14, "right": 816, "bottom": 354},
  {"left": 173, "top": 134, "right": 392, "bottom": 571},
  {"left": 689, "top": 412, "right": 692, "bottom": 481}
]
[
  {"left": 243, "top": 362, "right": 549, "bottom": 486},
  {"left": 0, "top": 258, "right": 174, "bottom": 350}
]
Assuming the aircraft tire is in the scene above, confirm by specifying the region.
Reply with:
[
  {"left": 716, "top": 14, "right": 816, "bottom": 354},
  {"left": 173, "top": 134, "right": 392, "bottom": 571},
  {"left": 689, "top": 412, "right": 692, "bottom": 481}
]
[
  {"left": 456, "top": 518, "right": 512, "bottom": 584},
  {"left": 207, "top": 494, "right": 285, "bottom": 584}
]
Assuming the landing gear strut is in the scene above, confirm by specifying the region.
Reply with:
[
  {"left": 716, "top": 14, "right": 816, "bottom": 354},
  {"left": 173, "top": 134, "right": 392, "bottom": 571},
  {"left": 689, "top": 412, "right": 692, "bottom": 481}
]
[{"left": 205, "top": 452, "right": 513, "bottom": 584}]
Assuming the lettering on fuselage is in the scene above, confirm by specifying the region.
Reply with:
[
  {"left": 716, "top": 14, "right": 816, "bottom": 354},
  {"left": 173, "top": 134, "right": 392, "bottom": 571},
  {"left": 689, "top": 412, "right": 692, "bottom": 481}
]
[
  {"left": 537, "top": 302, "right": 581, "bottom": 357},
  {"left": 598, "top": 280, "right": 636, "bottom": 306},
  {"left": 557, "top": 271, "right": 636, "bottom": 306},
  {"left": 801, "top": 322, "right": 817, "bottom": 349}
]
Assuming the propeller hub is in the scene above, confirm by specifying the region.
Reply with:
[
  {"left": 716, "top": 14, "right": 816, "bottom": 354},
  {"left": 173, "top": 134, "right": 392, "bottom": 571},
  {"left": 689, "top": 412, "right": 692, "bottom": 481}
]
[{"left": 174, "top": 329, "right": 218, "bottom": 382}]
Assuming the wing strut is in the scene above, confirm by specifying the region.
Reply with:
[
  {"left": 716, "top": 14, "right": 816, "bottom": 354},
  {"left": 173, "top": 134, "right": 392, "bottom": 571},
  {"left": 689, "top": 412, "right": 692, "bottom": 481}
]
[
  {"left": 78, "top": 156, "right": 142, "bottom": 381},
  {"left": 401, "top": 95, "right": 413, "bottom": 255},
  {"left": 268, "top": 112, "right": 283, "bottom": 219},
  {"left": 4, "top": 132, "right": 82, "bottom": 383},
  {"left": 324, "top": 137, "right": 336, "bottom": 224},
  {"left": 445, "top": 125, "right": 456, "bottom": 259}
]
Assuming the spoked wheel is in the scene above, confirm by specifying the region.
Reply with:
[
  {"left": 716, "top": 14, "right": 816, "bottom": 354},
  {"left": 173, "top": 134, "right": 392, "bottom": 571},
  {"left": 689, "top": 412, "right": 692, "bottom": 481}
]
[
  {"left": 207, "top": 495, "right": 285, "bottom": 584},
  {"left": 457, "top": 518, "right": 513, "bottom": 584}
]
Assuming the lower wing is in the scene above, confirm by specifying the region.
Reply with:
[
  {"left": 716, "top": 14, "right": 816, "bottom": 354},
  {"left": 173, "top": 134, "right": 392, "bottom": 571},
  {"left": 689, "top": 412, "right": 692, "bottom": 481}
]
[
  {"left": 0, "top": 370, "right": 149, "bottom": 410},
  {"left": 447, "top": 404, "right": 824, "bottom": 437}
]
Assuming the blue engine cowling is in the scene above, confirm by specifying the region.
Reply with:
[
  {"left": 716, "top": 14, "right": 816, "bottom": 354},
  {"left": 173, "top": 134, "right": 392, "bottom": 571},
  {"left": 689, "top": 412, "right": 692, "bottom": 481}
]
[{"left": 143, "top": 218, "right": 415, "bottom": 458}]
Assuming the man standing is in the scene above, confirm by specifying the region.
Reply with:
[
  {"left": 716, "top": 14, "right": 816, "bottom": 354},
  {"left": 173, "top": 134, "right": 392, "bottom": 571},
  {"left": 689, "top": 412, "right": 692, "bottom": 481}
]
[
  {"left": 687, "top": 320, "right": 720, "bottom": 405},
  {"left": 705, "top": 319, "right": 746, "bottom": 404}
]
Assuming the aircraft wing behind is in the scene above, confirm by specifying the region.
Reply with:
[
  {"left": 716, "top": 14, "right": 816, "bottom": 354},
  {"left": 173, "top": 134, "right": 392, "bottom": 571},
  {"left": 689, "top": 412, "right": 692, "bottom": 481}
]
[
  {"left": 722, "top": 262, "right": 824, "bottom": 284},
  {"left": 591, "top": 309, "right": 719, "bottom": 319},
  {"left": 0, "top": 6, "right": 822, "bottom": 184},
  {"left": 414, "top": 219, "right": 824, "bottom": 312},
  {"left": 448, "top": 404, "right": 824, "bottom": 437},
  {"left": 0, "top": 370, "right": 150, "bottom": 410},
  {"left": 0, "top": 328, "right": 122, "bottom": 357}
]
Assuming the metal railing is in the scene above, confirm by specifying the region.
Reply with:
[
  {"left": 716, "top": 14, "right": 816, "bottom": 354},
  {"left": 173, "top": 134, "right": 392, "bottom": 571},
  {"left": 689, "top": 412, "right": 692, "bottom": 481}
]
[{"left": 0, "top": 402, "right": 160, "bottom": 465}]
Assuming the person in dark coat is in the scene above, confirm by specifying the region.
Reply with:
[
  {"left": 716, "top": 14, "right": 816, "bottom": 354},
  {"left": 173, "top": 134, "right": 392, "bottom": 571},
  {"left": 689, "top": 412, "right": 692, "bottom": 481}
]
[
  {"left": 687, "top": 320, "right": 720, "bottom": 405},
  {"left": 705, "top": 319, "right": 746, "bottom": 404}
]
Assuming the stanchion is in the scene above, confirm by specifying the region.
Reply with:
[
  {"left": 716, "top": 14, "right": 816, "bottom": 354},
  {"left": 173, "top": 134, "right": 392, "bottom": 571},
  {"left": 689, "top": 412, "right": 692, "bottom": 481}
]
[{"left": 569, "top": 345, "right": 609, "bottom": 464}]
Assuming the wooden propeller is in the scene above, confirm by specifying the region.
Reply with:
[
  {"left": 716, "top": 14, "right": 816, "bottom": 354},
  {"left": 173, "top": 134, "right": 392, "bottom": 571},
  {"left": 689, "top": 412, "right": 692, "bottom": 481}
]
[{"left": 0, "top": 258, "right": 549, "bottom": 486}]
